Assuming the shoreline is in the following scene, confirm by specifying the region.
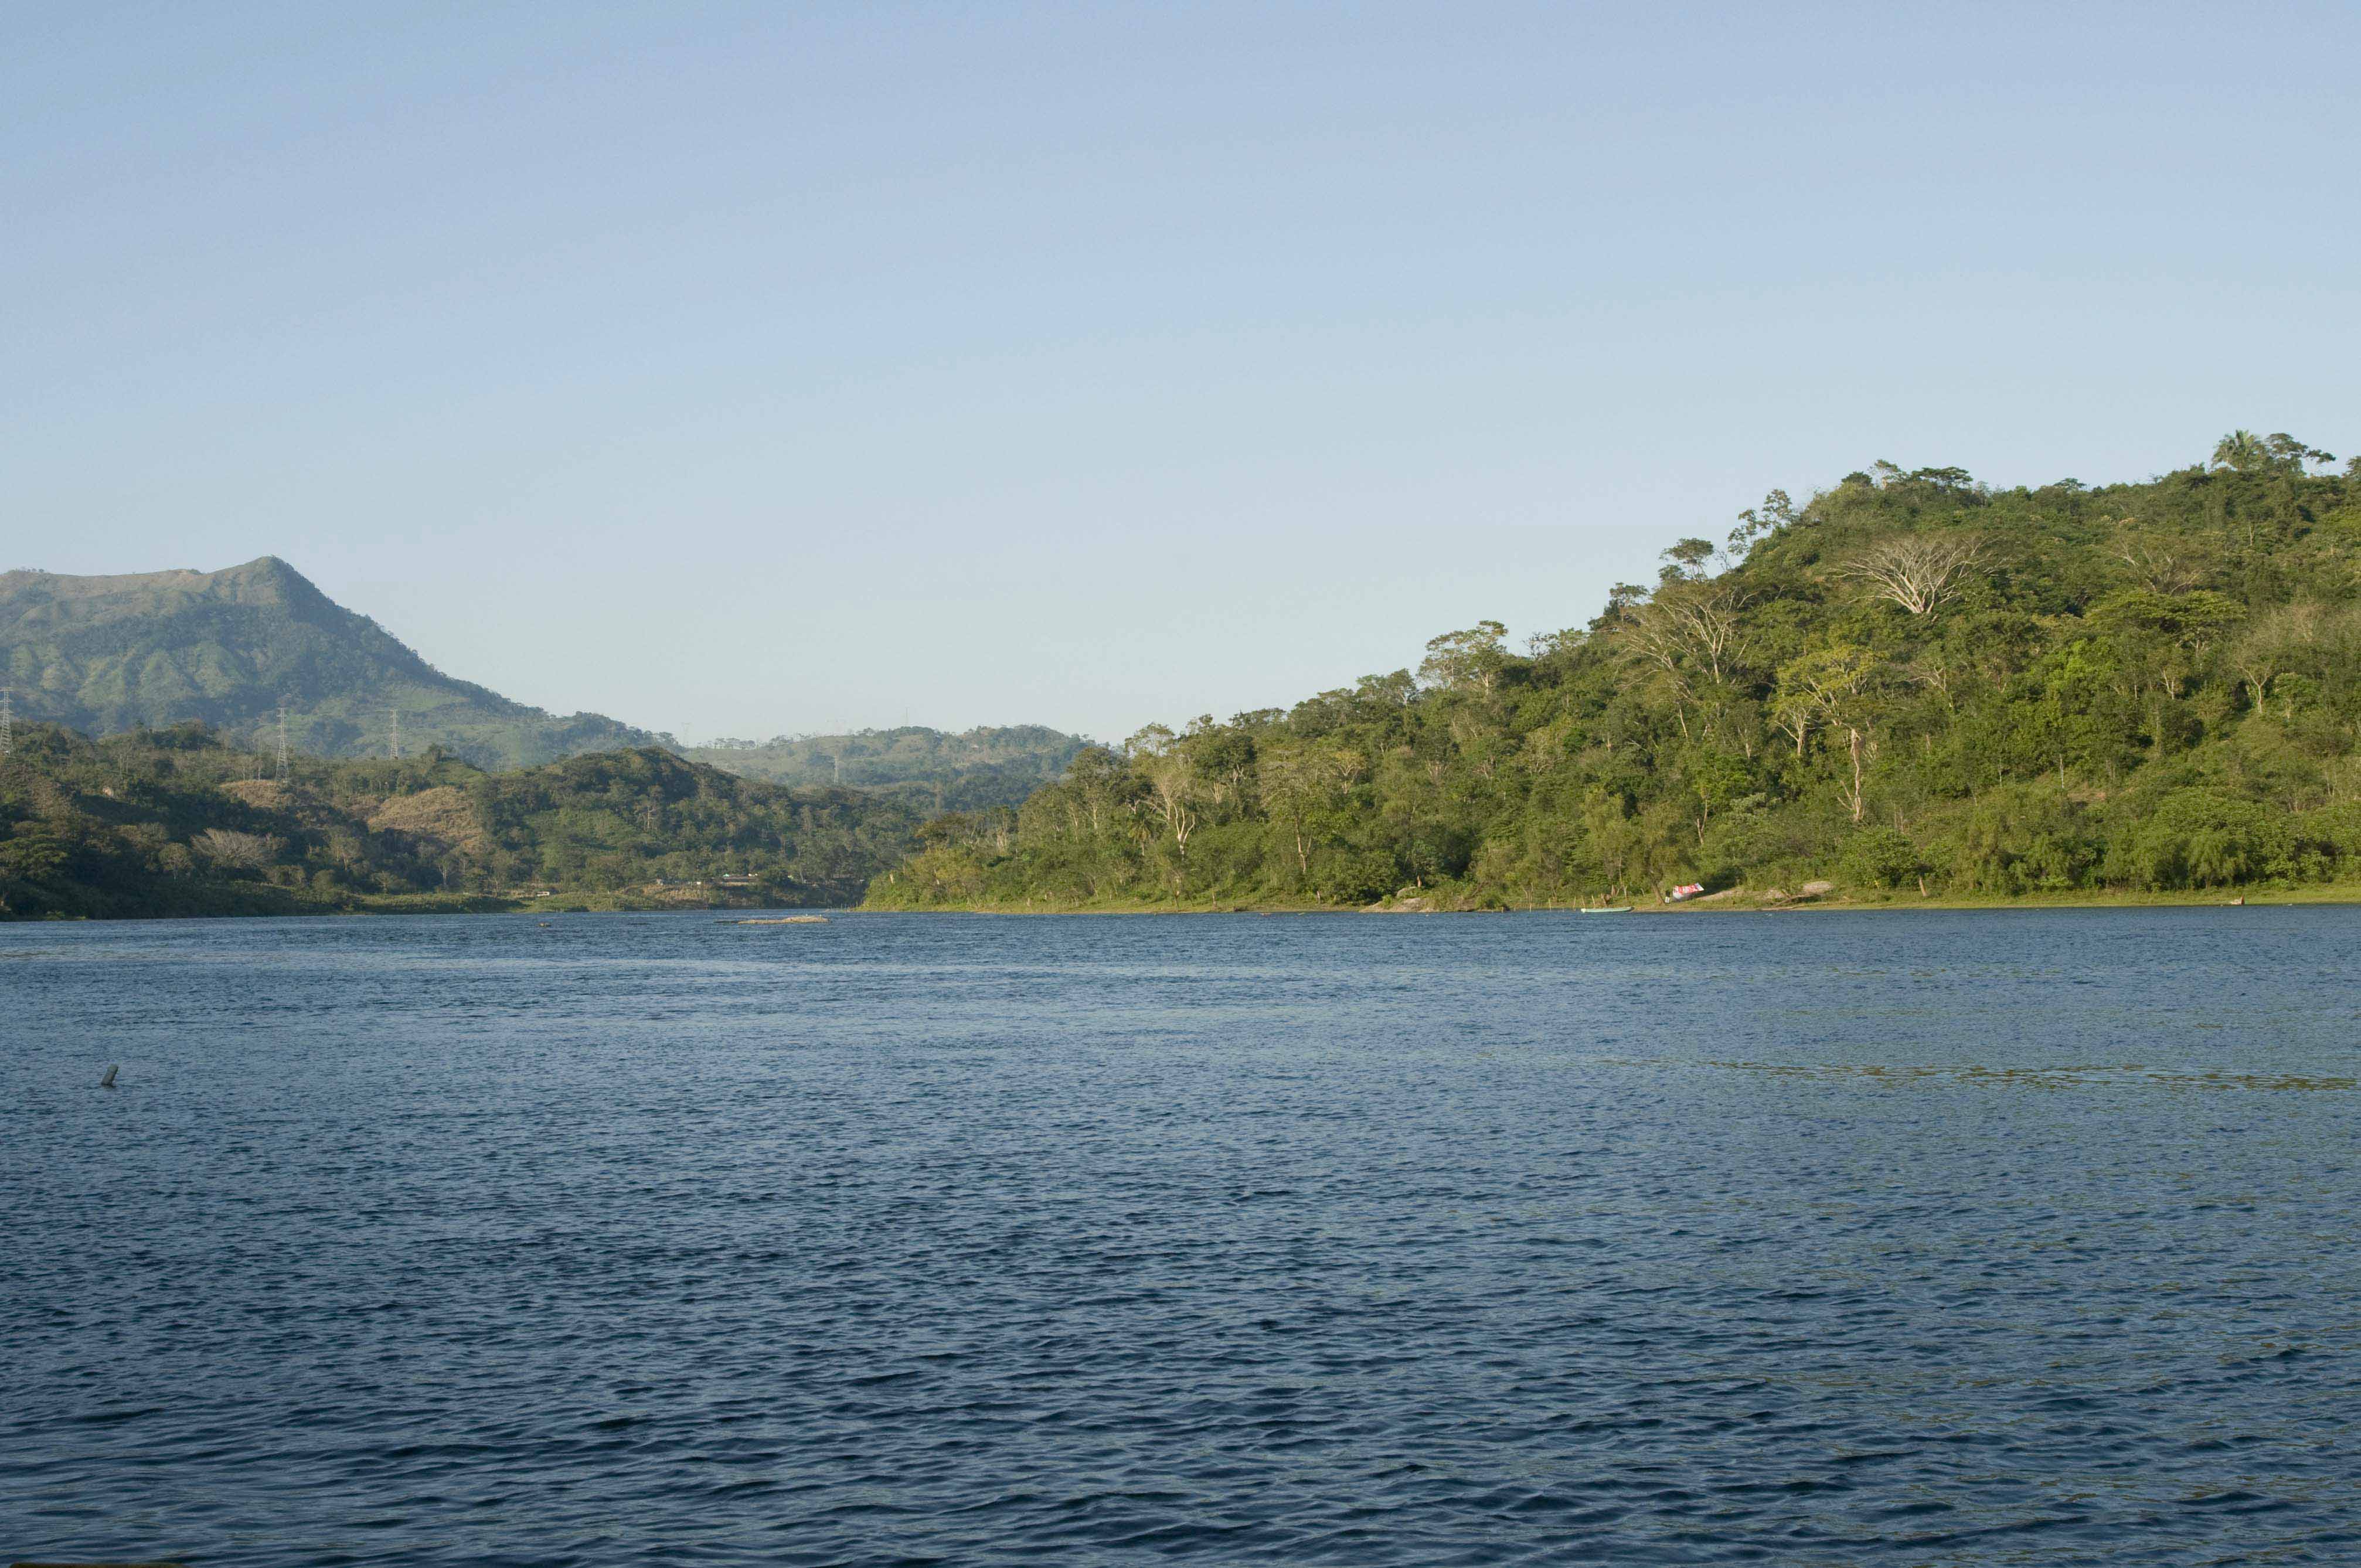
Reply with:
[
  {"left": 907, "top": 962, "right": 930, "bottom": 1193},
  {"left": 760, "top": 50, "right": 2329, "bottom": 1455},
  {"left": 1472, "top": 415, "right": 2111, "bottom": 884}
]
[
  {"left": 0, "top": 889, "right": 844, "bottom": 924},
  {"left": 13, "top": 886, "right": 2356, "bottom": 924},
  {"left": 859, "top": 885, "right": 2361, "bottom": 916}
]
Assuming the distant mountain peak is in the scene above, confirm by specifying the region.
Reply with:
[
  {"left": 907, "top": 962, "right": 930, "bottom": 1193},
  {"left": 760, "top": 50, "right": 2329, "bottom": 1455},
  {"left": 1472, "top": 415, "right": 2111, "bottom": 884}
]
[{"left": 0, "top": 558, "right": 655, "bottom": 769}]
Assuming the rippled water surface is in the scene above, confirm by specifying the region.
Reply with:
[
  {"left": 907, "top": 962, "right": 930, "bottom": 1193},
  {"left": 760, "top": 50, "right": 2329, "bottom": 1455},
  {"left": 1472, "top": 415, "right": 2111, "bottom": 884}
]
[{"left": 5, "top": 907, "right": 2359, "bottom": 1565}]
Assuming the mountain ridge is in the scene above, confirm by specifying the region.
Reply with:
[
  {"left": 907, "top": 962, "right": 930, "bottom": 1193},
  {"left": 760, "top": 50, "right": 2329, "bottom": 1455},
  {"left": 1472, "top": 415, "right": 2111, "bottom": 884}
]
[
  {"left": 1, "top": 558, "right": 1095, "bottom": 801},
  {"left": 1, "top": 556, "right": 658, "bottom": 769}
]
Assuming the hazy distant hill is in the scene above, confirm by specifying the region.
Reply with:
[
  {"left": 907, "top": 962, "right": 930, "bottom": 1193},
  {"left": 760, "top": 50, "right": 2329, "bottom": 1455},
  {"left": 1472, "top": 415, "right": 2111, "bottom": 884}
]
[
  {"left": 687, "top": 726, "right": 1090, "bottom": 812},
  {"left": 0, "top": 557, "right": 655, "bottom": 769}
]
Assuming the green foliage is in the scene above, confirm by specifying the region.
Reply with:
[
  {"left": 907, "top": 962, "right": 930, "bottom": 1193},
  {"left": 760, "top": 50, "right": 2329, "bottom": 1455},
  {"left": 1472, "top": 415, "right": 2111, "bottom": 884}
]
[
  {"left": 869, "top": 433, "right": 2361, "bottom": 909},
  {"left": 683, "top": 725, "right": 1088, "bottom": 812},
  {"left": 1938, "top": 785, "right": 2098, "bottom": 895},
  {"left": 464, "top": 747, "right": 916, "bottom": 897},
  {"left": 1840, "top": 826, "right": 1923, "bottom": 890},
  {"left": 0, "top": 723, "right": 916, "bottom": 920},
  {"left": 2107, "top": 790, "right": 2294, "bottom": 889}
]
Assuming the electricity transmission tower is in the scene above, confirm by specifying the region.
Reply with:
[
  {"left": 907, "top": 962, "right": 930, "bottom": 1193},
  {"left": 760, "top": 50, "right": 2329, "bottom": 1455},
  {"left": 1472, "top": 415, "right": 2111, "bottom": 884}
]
[
  {"left": 275, "top": 705, "right": 290, "bottom": 783},
  {"left": 0, "top": 686, "right": 12, "bottom": 758},
  {"left": 390, "top": 706, "right": 402, "bottom": 760}
]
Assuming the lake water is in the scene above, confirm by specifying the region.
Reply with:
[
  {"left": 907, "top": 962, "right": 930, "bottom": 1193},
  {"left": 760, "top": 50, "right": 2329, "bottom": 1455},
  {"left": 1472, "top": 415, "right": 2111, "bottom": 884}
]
[{"left": 4, "top": 907, "right": 2357, "bottom": 1566}]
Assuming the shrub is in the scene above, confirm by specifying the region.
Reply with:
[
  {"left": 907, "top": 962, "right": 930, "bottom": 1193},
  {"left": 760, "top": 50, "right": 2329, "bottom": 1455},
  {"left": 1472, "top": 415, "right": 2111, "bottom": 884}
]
[
  {"left": 2107, "top": 790, "right": 2294, "bottom": 888},
  {"left": 1840, "top": 826, "right": 1923, "bottom": 889}
]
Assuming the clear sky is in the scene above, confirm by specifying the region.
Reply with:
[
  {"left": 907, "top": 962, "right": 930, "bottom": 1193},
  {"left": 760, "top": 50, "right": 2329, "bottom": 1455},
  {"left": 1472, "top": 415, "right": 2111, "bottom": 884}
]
[{"left": 6, "top": 2, "right": 2356, "bottom": 744}]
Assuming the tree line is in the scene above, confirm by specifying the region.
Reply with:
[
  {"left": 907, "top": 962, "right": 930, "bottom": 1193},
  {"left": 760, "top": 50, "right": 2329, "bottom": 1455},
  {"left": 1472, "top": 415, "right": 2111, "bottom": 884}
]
[
  {"left": 869, "top": 433, "right": 2361, "bottom": 909},
  {"left": 0, "top": 725, "right": 918, "bottom": 919}
]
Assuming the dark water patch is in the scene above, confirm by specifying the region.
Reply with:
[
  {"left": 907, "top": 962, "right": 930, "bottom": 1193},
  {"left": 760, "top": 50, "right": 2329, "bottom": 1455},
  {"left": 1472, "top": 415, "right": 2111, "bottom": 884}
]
[{"left": 1709, "top": 1060, "right": 2358, "bottom": 1091}]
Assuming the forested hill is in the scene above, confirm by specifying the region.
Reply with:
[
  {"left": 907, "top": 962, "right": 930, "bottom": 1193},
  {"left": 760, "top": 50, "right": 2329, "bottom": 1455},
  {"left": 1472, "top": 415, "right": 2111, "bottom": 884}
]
[
  {"left": 686, "top": 725, "right": 1090, "bottom": 812},
  {"left": 0, "top": 557, "right": 655, "bottom": 769},
  {"left": 0, "top": 723, "right": 917, "bottom": 919},
  {"left": 872, "top": 433, "right": 2361, "bottom": 910}
]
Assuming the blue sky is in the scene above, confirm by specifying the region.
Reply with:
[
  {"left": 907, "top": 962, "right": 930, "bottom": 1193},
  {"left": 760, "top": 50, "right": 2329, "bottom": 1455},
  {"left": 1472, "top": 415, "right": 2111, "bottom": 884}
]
[{"left": 5, "top": 2, "right": 2356, "bottom": 742}]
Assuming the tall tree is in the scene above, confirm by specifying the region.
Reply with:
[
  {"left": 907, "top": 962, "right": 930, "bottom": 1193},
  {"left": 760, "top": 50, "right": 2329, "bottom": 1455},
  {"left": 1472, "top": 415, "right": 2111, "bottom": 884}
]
[{"left": 1774, "top": 644, "right": 1882, "bottom": 822}]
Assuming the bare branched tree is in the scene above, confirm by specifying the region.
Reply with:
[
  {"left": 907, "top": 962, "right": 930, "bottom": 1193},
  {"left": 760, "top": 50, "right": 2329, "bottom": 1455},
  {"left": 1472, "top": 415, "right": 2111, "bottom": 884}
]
[
  {"left": 2106, "top": 518, "right": 2209, "bottom": 595},
  {"left": 1257, "top": 740, "right": 1358, "bottom": 878},
  {"left": 1607, "top": 581, "right": 1748, "bottom": 746},
  {"left": 2114, "top": 539, "right": 2203, "bottom": 595},
  {"left": 2227, "top": 603, "right": 2326, "bottom": 716},
  {"left": 193, "top": 828, "right": 280, "bottom": 869},
  {"left": 1844, "top": 535, "right": 1991, "bottom": 616},
  {"left": 1615, "top": 580, "right": 1747, "bottom": 686},
  {"left": 1773, "top": 644, "right": 1882, "bottom": 822},
  {"left": 1124, "top": 725, "right": 1198, "bottom": 862}
]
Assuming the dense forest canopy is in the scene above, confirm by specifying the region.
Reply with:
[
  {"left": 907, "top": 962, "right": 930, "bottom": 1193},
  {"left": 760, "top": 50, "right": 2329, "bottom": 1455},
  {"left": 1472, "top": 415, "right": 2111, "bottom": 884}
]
[
  {"left": 872, "top": 434, "right": 2361, "bottom": 910},
  {"left": 0, "top": 723, "right": 916, "bottom": 919},
  {"left": 686, "top": 725, "right": 1089, "bottom": 812}
]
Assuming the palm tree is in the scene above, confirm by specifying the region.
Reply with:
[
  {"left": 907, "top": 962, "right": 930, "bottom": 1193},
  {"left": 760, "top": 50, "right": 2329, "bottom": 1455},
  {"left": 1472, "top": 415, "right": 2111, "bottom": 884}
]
[{"left": 2211, "top": 430, "right": 2271, "bottom": 472}]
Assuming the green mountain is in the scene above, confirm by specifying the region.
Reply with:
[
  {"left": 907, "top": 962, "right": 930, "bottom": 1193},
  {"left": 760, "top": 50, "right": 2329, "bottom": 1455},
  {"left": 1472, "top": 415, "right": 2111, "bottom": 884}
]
[
  {"left": 686, "top": 725, "right": 1090, "bottom": 812},
  {"left": 0, "top": 722, "right": 918, "bottom": 920},
  {"left": 0, "top": 556, "right": 655, "bottom": 769},
  {"left": 870, "top": 432, "right": 2361, "bottom": 911}
]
